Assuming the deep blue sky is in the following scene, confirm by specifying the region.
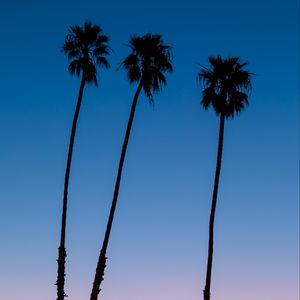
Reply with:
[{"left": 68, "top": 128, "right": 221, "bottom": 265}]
[{"left": 0, "top": 0, "right": 299, "bottom": 300}]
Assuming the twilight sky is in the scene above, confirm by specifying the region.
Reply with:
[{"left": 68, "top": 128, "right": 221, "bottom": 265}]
[{"left": 0, "top": 0, "right": 299, "bottom": 300}]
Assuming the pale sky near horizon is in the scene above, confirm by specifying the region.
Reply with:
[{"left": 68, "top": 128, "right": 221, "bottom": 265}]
[{"left": 0, "top": 0, "right": 299, "bottom": 300}]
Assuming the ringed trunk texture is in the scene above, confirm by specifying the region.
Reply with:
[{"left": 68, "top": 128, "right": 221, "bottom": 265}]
[
  {"left": 56, "top": 72, "right": 86, "bottom": 300},
  {"left": 203, "top": 113, "right": 225, "bottom": 300},
  {"left": 90, "top": 80, "right": 143, "bottom": 300}
]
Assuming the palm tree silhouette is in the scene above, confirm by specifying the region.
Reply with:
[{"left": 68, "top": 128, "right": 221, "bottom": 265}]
[
  {"left": 198, "top": 56, "right": 251, "bottom": 300},
  {"left": 90, "top": 33, "right": 173, "bottom": 300},
  {"left": 56, "top": 21, "right": 110, "bottom": 300}
]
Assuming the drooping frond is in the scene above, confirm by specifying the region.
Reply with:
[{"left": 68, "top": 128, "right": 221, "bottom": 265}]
[
  {"left": 198, "top": 56, "right": 252, "bottom": 118},
  {"left": 122, "top": 33, "right": 173, "bottom": 101},
  {"left": 62, "top": 21, "right": 110, "bottom": 86}
]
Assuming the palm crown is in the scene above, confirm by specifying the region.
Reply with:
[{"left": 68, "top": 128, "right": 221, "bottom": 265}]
[
  {"left": 122, "top": 33, "right": 173, "bottom": 101},
  {"left": 62, "top": 21, "right": 110, "bottom": 86},
  {"left": 198, "top": 56, "right": 251, "bottom": 118}
]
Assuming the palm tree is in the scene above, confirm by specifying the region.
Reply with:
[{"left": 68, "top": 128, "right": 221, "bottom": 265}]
[
  {"left": 90, "top": 33, "right": 173, "bottom": 300},
  {"left": 198, "top": 56, "right": 252, "bottom": 300},
  {"left": 56, "top": 21, "right": 110, "bottom": 300}
]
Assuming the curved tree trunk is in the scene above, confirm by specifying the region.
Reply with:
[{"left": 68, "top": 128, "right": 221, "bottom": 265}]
[
  {"left": 203, "top": 113, "right": 225, "bottom": 300},
  {"left": 90, "top": 80, "right": 143, "bottom": 300},
  {"left": 56, "top": 72, "right": 86, "bottom": 300}
]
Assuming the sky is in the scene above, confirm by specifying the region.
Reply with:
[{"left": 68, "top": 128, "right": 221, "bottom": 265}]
[{"left": 0, "top": 0, "right": 299, "bottom": 300}]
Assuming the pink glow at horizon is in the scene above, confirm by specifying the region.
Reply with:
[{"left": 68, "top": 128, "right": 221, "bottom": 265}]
[{"left": 2, "top": 258, "right": 299, "bottom": 300}]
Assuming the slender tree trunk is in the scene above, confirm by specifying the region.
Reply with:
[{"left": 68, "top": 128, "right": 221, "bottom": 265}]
[
  {"left": 56, "top": 72, "right": 86, "bottom": 300},
  {"left": 203, "top": 113, "right": 225, "bottom": 300},
  {"left": 90, "top": 80, "right": 143, "bottom": 300}
]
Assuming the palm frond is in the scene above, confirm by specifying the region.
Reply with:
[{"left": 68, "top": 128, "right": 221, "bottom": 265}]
[
  {"left": 198, "top": 55, "right": 252, "bottom": 118},
  {"left": 122, "top": 33, "right": 173, "bottom": 101},
  {"left": 62, "top": 21, "right": 110, "bottom": 85}
]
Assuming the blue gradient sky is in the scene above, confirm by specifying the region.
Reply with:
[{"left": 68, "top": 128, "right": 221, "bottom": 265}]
[{"left": 0, "top": 0, "right": 299, "bottom": 299}]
